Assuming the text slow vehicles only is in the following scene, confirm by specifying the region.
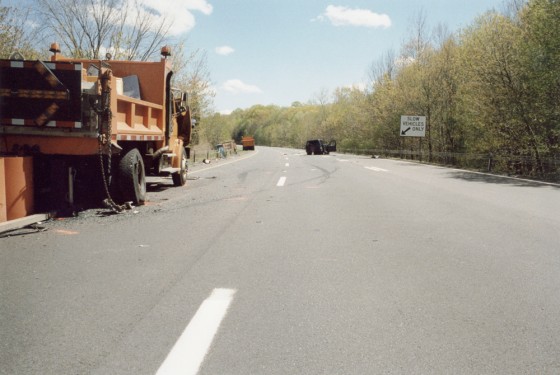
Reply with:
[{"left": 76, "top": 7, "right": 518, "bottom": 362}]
[{"left": 0, "top": 43, "right": 193, "bottom": 213}]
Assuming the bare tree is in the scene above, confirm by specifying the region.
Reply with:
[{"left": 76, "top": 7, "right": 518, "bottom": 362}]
[
  {"left": 108, "top": 0, "right": 171, "bottom": 61},
  {"left": 172, "top": 41, "right": 215, "bottom": 122},
  {"left": 402, "top": 9, "right": 431, "bottom": 61},
  {"left": 433, "top": 23, "right": 452, "bottom": 49},
  {"left": 368, "top": 49, "right": 396, "bottom": 87},
  {"left": 35, "top": 0, "right": 171, "bottom": 60},
  {"left": 310, "top": 88, "right": 331, "bottom": 106},
  {"left": 502, "top": 0, "right": 527, "bottom": 20}
]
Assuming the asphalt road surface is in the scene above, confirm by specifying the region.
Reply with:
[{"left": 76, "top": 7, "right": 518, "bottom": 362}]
[{"left": 2, "top": 146, "right": 560, "bottom": 374}]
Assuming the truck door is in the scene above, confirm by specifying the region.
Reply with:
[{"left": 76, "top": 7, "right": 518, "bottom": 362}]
[
  {"left": 175, "top": 91, "right": 192, "bottom": 144},
  {"left": 165, "top": 72, "right": 174, "bottom": 143},
  {"left": 325, "top": 140, "right": 337, "bottom": 153}
]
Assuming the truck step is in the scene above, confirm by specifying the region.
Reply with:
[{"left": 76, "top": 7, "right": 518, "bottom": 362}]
[{"left": 159, "top": 167, "right": 180, "bottom": 174}]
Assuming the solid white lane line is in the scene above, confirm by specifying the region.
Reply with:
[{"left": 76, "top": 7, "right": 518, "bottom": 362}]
[
  {"left": 365, "top": 166, "right": 388, "bottom": 172},
  {"left": 155, "top": 288, "right": 237, "bottom": 375},
  {"left": 277, "top": 176, "right": 287, "bottom": 187}
]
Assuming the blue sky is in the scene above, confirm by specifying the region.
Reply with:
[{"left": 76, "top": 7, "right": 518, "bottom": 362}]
[{"left": 182, "top": 1, "right": 510, "bottom": 114}]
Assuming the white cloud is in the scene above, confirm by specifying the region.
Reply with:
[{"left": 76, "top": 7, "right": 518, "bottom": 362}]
[
  {"left": 317, "top": 5, "right": 391, "bottom": 28},
  {"left": 395, "top": 56, "right": 415, "bottom": 68},
  {"left": 344, "top": 82, "right": 367, "bottom": 91},
  {"left": 133, "top": 0, "right": 213, "bottom": 35},
  {"left": 222, "top": 79, "right": 262, "bottom": 94},
  {"left": 215, "top": 46, "right": 235, "bottom": 56}
]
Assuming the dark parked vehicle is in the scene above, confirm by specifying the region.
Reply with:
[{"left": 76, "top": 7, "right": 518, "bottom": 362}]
[{"left": 305, "top": 139, "right": 336, "bottom": 155}]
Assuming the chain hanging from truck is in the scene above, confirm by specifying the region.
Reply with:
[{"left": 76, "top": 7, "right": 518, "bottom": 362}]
[{"left": 93, "top": 64, "right": 125, "bottom": 213}]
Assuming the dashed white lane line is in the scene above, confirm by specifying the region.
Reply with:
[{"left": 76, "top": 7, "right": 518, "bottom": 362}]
[
  {"left": 277, "top": 176, "right": 287, "bottom": 187},
  {"left": 285, "top": 163, "right": 290, "bottom": 167},
  {"left": 365, "top": 166, "right": 389, "bottom": 172},
  {"left": 155, "top": 288, "right": 237, "bottom": 375}
]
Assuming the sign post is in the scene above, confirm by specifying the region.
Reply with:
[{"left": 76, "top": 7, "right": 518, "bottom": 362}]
[{"left": 400, "top": 116, "right": 426, "bottom": 137}]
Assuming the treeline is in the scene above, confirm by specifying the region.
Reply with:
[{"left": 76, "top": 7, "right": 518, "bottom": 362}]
[{"left": 203, "top": 0, "right": 559, "bottom": 180}]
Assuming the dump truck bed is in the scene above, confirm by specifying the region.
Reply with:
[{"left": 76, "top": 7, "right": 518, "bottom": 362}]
[{"left": 1, "top": 57, "right": 170, "bottom": 156}]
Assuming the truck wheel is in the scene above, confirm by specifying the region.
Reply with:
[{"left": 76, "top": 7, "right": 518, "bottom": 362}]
[
  {"left": 118, "top": 148, "right": 146, "bottom": 205},
  {"left": 172, "top": 148, "right": 188, "bottom": 186}
]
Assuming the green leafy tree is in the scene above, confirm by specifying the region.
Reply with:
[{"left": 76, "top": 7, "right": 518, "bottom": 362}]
[{"left": 518, "top": 0, "right": 560, "bottom": 157}]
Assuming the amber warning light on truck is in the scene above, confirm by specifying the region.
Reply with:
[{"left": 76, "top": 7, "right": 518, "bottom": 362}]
[{"left": 400, "top": 115, "right": 426, "bottom": 137}]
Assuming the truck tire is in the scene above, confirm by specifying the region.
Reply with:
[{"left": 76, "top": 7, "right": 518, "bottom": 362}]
[
  {"left": 118, "top": 148, "right": 146, "bottom": 205},
  {"left": 172, "top": 148, "right": 188, "bottom": 186}
]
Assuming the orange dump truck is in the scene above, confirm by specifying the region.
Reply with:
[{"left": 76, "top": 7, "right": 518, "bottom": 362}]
[
  {"left": 241, "top": 136, "right": 255, "bottom": 151},
  {"left": 0, "top": 44, "right": 192, "bottom": 213}
]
